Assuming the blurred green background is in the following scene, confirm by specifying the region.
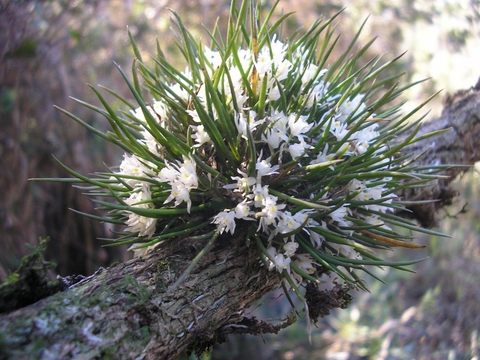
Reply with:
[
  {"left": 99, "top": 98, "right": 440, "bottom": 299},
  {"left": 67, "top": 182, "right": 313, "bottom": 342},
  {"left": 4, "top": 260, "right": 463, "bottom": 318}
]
[{"left": 1, "top": 0, "right": 479, "bottom": 358}]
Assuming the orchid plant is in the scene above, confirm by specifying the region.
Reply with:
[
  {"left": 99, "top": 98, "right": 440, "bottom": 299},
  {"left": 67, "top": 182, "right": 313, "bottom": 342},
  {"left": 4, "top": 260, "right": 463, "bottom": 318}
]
[{"left": 49, "top": 0, "right": 448, "bottom": 300}]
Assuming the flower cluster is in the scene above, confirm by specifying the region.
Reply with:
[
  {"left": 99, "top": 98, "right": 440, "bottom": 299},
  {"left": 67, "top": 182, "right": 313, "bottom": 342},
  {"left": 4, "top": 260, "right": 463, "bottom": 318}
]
[
  {"left": 56, "top": 3, "right": 444, "bottom": 294},
  {"left": 158, "top": 155, "right": 198, "bottom": 213},
  {"left": 117, "top": 31, "right": 418, "bottom": 288}
]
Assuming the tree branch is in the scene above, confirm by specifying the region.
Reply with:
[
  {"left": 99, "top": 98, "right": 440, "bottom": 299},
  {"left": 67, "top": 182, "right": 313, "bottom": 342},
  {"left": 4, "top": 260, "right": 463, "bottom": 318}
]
[
  {"left": 0, "top": 228, "right": 283, "bottom": 359},
  {"left": 398, "top": 82, "right": 480, "bottom": 227}
]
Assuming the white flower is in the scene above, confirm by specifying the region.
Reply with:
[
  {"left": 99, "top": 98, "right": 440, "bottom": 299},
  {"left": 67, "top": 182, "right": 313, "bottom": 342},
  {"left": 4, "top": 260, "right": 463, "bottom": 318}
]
[
  {"left": 330, "top": 118, "right": 349, "bottom": 141},
  {"left": 273, "top": 253, "right": 291, "bottom": 273},
  {"left": 276, "top": 210, "right": 314, "bottom": 240},
  {"left": 227, "top": 68, "right": 248, "bottom": 107},
  {"left": 288, "top": 114, "right": 312, "bottom": 140},
  {"left": 181, "top": 155, "right": 197, "bottom": 174},
  {"left": 305, "top": 80, "right": 329, "bottom": 108},
  {"left": 293, "top": 209, "right": 313, "bottom": 225},
  {"left": 158, "top": 163, "right": 178, "bottom": 183},
  {"left": 151, "top": 100, "right": 168, "bottom": 122},
  {"left": 278, "top": 211, "right": 302, "bottom": 234},
  {"left": 330, "top": 204, "right": 353, "bottom": 227},
  {"left": 263, "top": 195, "right": 284, "bottom": 219},
  {"left": 267, "top": 246, "right": 278, "bottom": 271},
  {"left": 350, "top": 180, "right": 390, "bottom": 208},
  {"left": 141, "top": 130, "right": 163, "bottom": 157},
  {"left": 128, "top": 242, "right": 161, "bottom": 258},
  {"left": 131, "top": 107, "right": 150, "bottom": 122},
  {"left": 258, "top": 195, "right": 286, "bottom": 231},
  {"left": 339, "top": 94, "right": 366, "bottom": 120},
  {"left": 223, "top": 169, "right": 256, "bottom": 194},
  {"left": 234, "top": 201, "right": 254, "bottom": 220},
  {"left": 191, "top": 124, "right": 211, "bottom": 147},
  {"left": 250, "top": 184, "right": 270, "bottom": 208},
  {"left": 349, "top": 179, "right": 364, "bottom": 192},
  {"left": 330, "top": 243, "right": 360, "bottom": 260},
  {"left": 262, "top": 127, "right": 287, "bottom": 149},
  {"left": 169, "top": 68, "right": 192, "bottom": 102},
  {"left": 267, "top": 85, "right": 281, "bottom": 101},
  {"left": 256, "top": 157, "right": 279, "bottom": 178},
  {"left": 213, "top": 210, "right": 236, "bottom": 235},
  {"left": 363, "top": 186, "right": 383, "bottom": 201},
  {"left": 288, "top": 141, "right": 308, "bottom": 159},
  {"left": 308, "top": 228, "right": 324, "bottom": 248},
  {"left": 266, "top": 246, "right": 291, "bottom": 274},
  {"left": 283, "top": 241, "right": 299, "bottom": 257},
  {"left": 310, "top": 143, "right": 335, "bottom": 166},
  {"left": 163, "top": 183, "right": 192, "bottom": 212},
  {"left": 158, "top": 155, "right": 198, "bottom": 213},
  {"left": 178, "top": 165, "right": 198, "bottom": 189},
  {"left": 158, "top": 155, "right": 197, "bottom": 189},
  {"left": 124, "top": 184, "right": 157, "bottom": 238},
  {"left": 235, "top": 91, "right": 249, "bottom": 108},
  {"left": 270, "top": 35, "right": 288, "bottom": 62},
  {"left": 235, "top": 110, "right": 264, "bottom": 139},
  {"left": 203, "top": 46, "right": 222, "bottom": 69},
  {"left": 335, "top": 142, "right": 352, "bottom": 158},
  {"left": 302, "top": 63, "right": 319, "bottom": 85},
  {"left": 118, "top": 154, "right": 155, "bottom": 187},
  {"left": 354, "top": 140, "right": 370, "bottom": 154},
  {"left": 352, "top": 125, "right": 379, "bottom": 154},
  {"left": 364, "top": 190, "right": 397, "bottom": 213},
  {"left": 255, "top": 50, "right": 273, "bottom": 75},
  {"left": 270, "top": 109, "right": 288, "bottom": 133},
  {"left": 295, "top": 254, "right": 316, "bottom": 274},
  {"left": 170, "top": 82, "right": 190, "bottom": 103},
  {"left": 186, "top": 108, "right": 202, "bottom": 123},
  {"left": 274, "top": 59, "right": 292, "bottom": 81},
  {"left": 125, "top": 212, "right": 157, "bottom": 239},
  {"left": 364, "top": 215, "right": 391, "bottom": 231}
]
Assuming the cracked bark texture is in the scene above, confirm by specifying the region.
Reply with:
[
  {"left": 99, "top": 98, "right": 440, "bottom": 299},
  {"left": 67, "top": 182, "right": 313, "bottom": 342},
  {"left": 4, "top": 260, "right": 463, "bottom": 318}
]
[
  {"left": 1, "top": 85, "right": 480, "bottom": 359},
  {"left": 0, "top": 228, "right": 280, "bottom": 359},
  {"left": 398, "top": 85, "right": 480, "bottom": 227}
]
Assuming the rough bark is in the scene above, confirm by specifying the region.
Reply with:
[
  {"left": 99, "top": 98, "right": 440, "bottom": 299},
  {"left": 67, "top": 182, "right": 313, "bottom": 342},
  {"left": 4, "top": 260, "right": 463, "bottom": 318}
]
[
  {"left": 0, "top": 228, "right": 283, "bottom": 359},
  {"left": 1, "top": 84, "right": 480, "bottom": 359},
  {"left": 398, "top": 82, "right": 480, "bottom": 227}
]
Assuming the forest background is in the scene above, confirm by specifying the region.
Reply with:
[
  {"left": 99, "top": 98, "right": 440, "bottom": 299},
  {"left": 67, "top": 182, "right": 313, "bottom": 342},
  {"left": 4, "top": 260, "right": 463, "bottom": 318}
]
[{"left": 0, "top": 0, "right": 479, "bottom": 358}]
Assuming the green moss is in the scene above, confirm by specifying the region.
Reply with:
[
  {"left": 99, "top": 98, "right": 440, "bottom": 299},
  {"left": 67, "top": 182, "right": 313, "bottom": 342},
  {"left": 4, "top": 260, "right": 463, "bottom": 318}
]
[
  {"left": 109, "top": 261, "right": 120, "bottom": 268},
  {"left": 100, "top": 343, "right": 121, "bottom": 360},
  {"left": 0, "top": 331, "right": 12, "bottom": 359},
  {"left": 154, "top": 260, "right": 173, "bottom": 291},
  {"left": 122, "top": 274, "right": 151, "bottom": 305},
  {"left": 31, "top": 339, "right": 48, "bottom": 358},
  {"left": 139, "top": 326, "right": 150, "bottom": 346},
  {"left": 157, "top": 261, "right": 170, "bottom": 273},
  {"left": 2, "top": 272, "right": 20, "bottom": 285},
  {"left": 0, "top": 237, "right": 65, "bottom": 314}
]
